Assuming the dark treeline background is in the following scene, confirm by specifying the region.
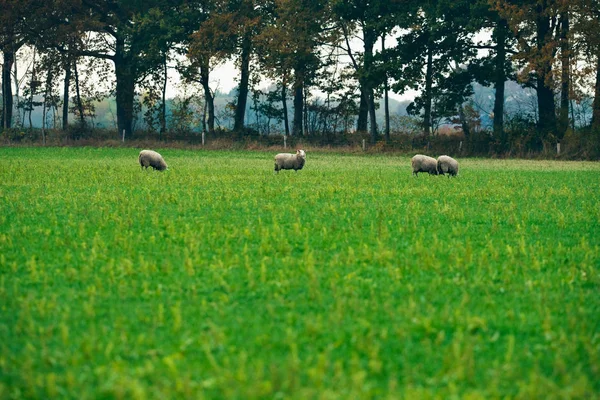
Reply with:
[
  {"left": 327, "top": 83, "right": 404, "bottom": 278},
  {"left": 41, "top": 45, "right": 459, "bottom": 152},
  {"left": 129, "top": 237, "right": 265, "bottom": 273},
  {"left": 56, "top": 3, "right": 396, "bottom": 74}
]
[{"left": 1, "top": 0, "right": 599, "bottom": 158}]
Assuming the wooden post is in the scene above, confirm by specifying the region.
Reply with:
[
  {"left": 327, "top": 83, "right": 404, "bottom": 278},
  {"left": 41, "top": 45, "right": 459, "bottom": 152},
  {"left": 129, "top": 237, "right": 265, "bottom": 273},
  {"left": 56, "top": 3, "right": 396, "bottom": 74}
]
[
  {"left": 122, "top": 129, "right": 125, "bottom": 143},
  {"left": 459, "top": 141, "right": 463, "bottom": 153},
  {"left": 284, "top": 135, "right": 287, "bottom": 149},
  {"left": 362, "top": 139, "right": 366, "bottom": 151},
  {"left": 202, "top": 131, "right": 205, "bottom": 146},
  {"left": 557, "top": 142, "right": 560, "bottom": 155}
]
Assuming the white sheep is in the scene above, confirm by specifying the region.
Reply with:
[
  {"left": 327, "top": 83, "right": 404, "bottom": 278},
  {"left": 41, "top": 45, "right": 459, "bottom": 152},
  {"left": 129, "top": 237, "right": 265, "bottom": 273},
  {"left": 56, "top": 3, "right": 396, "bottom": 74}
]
[
  {"left": 411, "top": 154, "right": 438, "bottom": 176},
  {"left": 139, "top": 150, "right": 168, "bottom": 171},
  {"left": 274, "top": 149, "right": 306, "bottom": 173},
  {"left": 437, "top": 155, "right": 459, "bottom": 177}
]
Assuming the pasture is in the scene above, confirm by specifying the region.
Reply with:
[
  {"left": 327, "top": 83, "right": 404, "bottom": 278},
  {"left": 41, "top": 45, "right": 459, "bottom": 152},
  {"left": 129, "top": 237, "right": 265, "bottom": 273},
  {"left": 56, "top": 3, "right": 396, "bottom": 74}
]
[{"left": 0, "top": 147, "right": 599, "bottom": 399}]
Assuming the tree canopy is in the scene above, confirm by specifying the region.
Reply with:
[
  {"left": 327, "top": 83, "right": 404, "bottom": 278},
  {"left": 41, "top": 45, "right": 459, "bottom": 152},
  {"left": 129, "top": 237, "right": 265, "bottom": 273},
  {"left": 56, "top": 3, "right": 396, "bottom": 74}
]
[{"left": 1, "top": 0, "right": 599, "bottom": 154}]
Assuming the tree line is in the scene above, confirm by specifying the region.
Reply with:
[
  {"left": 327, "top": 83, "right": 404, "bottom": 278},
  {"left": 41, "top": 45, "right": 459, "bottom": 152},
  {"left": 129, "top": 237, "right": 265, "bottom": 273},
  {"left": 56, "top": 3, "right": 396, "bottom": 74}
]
[{"left": 1, "top": 0, "right": 599, "bottom": 152}]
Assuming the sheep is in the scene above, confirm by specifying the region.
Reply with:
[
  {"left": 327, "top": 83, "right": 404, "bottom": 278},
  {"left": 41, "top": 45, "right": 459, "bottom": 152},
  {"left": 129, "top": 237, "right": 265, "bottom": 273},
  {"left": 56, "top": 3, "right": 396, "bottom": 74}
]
[
  {"left": 437, "top": 155, "right": 459, "bottom": 177},
  {"left": 411, "top": 154, "right": 438, "bottom": 176},
  {"left": 274, "top": 149, "right": 306, "bottom": 173},
  {"left": 139, "top": 150, "right": 168, "bottom": 171}
]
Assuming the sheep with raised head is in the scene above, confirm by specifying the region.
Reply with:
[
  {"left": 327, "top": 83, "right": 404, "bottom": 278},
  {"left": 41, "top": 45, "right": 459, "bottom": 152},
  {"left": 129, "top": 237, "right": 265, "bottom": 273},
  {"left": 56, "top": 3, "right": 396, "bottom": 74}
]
[
  {"left": 139, "top": 150, "right": 168, "bottom": 171},
  {"left": 437, "top": 155, "right": 459, "bottom": 177},
  {"left": 411, "top": 154, "right": 438, "bottom": 176},
  {"left": 274, "top": 149, "right": 306, "bottom": 173}
]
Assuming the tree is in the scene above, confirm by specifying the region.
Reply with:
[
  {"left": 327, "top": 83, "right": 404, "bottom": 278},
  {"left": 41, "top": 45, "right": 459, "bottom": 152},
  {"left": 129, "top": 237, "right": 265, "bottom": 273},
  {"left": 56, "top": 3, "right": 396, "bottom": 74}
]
[
  {"left": 558, "top": 5, "right": 570, "bottom": 138},
  {"left": 494, "top": 0, "right": 562, "bottom": 141},
  {"left": 390, "top": 0, "right": 476, "bottom": 137},
  {"left": 334, "top": 0, "right": 398, "bottom": 143},
  {"left": 183, "top": 55, "right": 216, "bottom": 135},
  {"left": 0, "top": 0, "right": 35, "bottom": 129},
  {"left": 254, "top": 2, "right": 294, "bottom": 136},
  {"left": 186, "top": 0, "right": 263, "bottom": 135},
  {"left": 466, "top": 0, "right": 518, "bottom": 145},
  {"left": 491, "top": 19, "right": 513, "bottom": 142},
  {"left": 258, "top": 0, "right": 333, "bottom": 136},
  {"left": 187, "top": 15, "right": 218, "bottom": 136},
  {"left": 55, "top": 0, "right": 203, "bottom": 138},
  {"left": 382, "top": 35, "right": 390, "bottom": 142},
  {"left": 571, "top": 0, "right": 600, "bottom": 131}
]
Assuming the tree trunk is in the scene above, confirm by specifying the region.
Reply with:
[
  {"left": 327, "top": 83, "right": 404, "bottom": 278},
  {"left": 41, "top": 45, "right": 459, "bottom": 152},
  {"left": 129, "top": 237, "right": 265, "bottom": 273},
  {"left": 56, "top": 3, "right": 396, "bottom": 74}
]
[
  {"left": 28, "top": 47, "right": 37, "bottom": 129},
  {"left": 42, "top": 68, "right": 53, "bottom": 145},
  {"left": 73, "top": 60, "right": 85, "bottom": 126},
  {"left": 383, "top": 36, "right": 390, "bottom": 143},
  {"left": 62, "top": 56, "right": 71, "bottom": 130},
  {"left": 368, "top": 89, "right": 377, "bottom": 143},
  {"left": 199, "top": 58, "right": 214, "bottom": 135},
  {"left": 115, "top": 64, "right": 135, "bottom": 139},
  {"left": 202, "top": 98, "right": 207, "bottom": 134},
  {"left": 537, "top": 75, "right": 556, "bottom": 139},
  {"left": 356, "top": 88, "right": 368, "bottom": 132},
  {"left": 458, "top": 103, "right": 470, "bottom": 139},
  {"left": 363, "top": 28, "right": 377, "bottom": 143},
  {"left": 114, "top": 46, "right": 135, "bottom": 139},
  {"left": 558, "top": 11, "right": 570, "bottom": 140},
  {"left": 592, "top": 51, "right": 600, "bottom": 131},
  {"left": 2, "top": 49, "right": 15, "bottom": 129},
  {"left": 234, "top": 33, "right": 252, "bottom": 134},
  {"left": 160, "top": 55, "right": 167, "bottom": 136},
  {"left": 253, "top": 91, "right": 260, "bottom": 132},
  {"left": 536, "top": 3, "right": 557, "bottom": 139},
  {"left": 303, "top": 86, "right": 309, "bottom": 135},
  {"left": 282, "top": 78, "right": 290, "bottom": 136},
  {"left": 292, "top": 68, "right": 304, "bottom": 136},
  {"left": 42, "top": 101, "right": 46, "bottom": 144},
  {"left": 493, "top": 20, "right": 508, "bottom": 144},
  {"left": 423, "top": 42, "right": 434, "bottom": 137}
]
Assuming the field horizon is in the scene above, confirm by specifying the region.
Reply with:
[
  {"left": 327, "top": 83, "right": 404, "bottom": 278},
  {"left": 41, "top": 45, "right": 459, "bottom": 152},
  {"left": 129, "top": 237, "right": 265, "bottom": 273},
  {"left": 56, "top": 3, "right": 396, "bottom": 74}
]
[{"left": 1, "top": 147, "right": 599, "bottom": 398}]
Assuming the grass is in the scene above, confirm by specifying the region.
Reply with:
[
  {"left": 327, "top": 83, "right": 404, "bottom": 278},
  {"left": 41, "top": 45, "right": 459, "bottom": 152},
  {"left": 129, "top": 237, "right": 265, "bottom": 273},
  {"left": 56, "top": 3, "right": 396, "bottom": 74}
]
[{"left": 0, "top": 147, "right": 599, "bottom": 399}]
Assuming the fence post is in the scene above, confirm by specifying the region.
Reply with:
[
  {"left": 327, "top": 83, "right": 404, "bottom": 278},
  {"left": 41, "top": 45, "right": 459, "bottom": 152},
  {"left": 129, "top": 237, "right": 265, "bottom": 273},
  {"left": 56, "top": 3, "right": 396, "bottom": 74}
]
[
  {"left": 556, "top": 142, "right": 560, "bottom": 155},
  {"left": 284, "top": 135, "right": 287, "bottom": 149},
  {"left": 362, "top": 139, "right": 366, "bottom": 151},
  {"left": 459, "top": 141, "right": 463, "bottom": 153},
  {"left": 122, "top": 129, "right": 125, "bottom": 143},
  {"left": 202, "top": 131, "right": 205, "bottom": 146}
]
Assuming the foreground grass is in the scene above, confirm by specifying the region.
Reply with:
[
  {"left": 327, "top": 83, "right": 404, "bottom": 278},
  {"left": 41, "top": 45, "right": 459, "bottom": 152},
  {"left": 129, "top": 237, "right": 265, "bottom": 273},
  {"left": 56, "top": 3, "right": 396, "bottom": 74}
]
[{"left": 0, "top": 147, "right": 599, "bottom": 399}]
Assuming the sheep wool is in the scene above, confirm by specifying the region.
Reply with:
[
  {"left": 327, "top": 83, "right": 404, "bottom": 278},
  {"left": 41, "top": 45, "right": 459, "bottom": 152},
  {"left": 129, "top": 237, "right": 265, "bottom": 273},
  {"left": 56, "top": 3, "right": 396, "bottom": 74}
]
[
  {"left": 139, "top": 150, "right": 168, "bottom": 171},
  {"left": 437, "top": 155, "right": 459, "bottom": 177},
  {"left": 274, "top": 149, "right": 306, "bottom": 173},
  {"left": 411, "top": 154, "right": 438, "bottom": 176}
]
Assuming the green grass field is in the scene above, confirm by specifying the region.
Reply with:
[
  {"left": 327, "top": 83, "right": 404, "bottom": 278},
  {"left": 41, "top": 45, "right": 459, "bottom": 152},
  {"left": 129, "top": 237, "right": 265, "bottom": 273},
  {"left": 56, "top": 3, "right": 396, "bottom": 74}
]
[{"left": 1, "top": 147, "right": 599, "bottom": 399}]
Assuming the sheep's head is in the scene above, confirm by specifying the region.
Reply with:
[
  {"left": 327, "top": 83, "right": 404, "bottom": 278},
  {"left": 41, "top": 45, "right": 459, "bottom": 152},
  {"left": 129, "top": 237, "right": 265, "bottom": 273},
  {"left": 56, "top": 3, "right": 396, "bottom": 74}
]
[{"left": 296, "top": 149, "right": 306, "bottom": 159}]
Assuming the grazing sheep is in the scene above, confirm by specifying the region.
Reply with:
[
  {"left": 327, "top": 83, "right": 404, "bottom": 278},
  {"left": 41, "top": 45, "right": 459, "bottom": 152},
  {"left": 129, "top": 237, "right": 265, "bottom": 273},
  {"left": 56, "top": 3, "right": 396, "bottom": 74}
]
[
  {"left": 411, "top": 154, "right": 438, "bottom": 176},
  {"left": 437, "top": 155, "right": 459, "bottom": 177},
  {"left": 274, "top": 149, "right": 306, "bottom": 173},
  {"left": 139, "top": 150, "right": 168, "bottom": 171}
]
